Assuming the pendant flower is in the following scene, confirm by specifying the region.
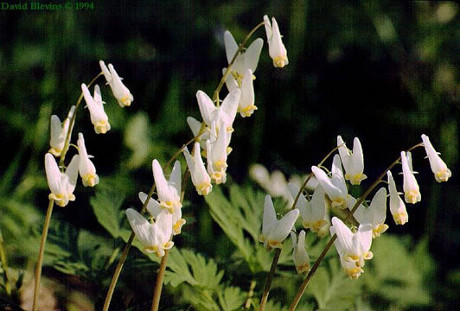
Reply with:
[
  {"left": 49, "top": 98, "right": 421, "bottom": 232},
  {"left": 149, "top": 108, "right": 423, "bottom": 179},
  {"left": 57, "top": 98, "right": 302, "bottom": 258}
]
[
  {"left": 337, "top": 136, "right": 367, "bottom": 185},
  {"left": 289, "top": 184, "right": 328, "bottom": 234},
  {"left": 45, "top": 153, "right": 79, "bottom": 207},
  {"left": 259, "top": 195, "right": 299, "bottom": 250},
  {"left": 99, "top": 60, "right": 133, "bottom": 107},
  {"left": 125, "top": 208, "right": 173, "bottom": 257},
  {"left": 387, "top": 171, "right": 408, "bottom": 225},
  {"left": 421, "top": 134, "right": 452, "bottom": 182},
  {"left": 206, "top": 121, "right": 231, "bottom": 184},
  {"left": 76, "top": 133, "right": 99, "bottom": 187},
  {"left": 81, "top": 83, "right": 111, "bottom": 134},
  {"left": 352, "top": 188, "right": 388, "bottom": 238},
  {"left": 263, "top": 15, "right": 289, "bottom": 68},
  {"left": 49, "top": 105, "right": 75, "bottom": 157},
  {"left": 152, "top": 160, "right": 182, "bottom": 213},
  {"left": 291, "top": 230, "right": 310, "bottom": 274},
  {"left": 401, "top": 151, "right": 421, "bottom": 204},
  {"left": 312, "top": 155, "right": 348, "bottom": 209},
  {"left": 183, "top": 142, "right": 212, "bottom": 196}
]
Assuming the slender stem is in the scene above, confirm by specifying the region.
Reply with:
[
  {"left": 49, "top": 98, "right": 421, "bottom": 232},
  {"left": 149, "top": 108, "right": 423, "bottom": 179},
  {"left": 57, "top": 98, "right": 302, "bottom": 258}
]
[
  {"left": 59, "top": 72, "right": 103, "bottom": 167},
  {"left": 213, "top": 21, "right": 266, "bottom": 104},
  {"left": 151, "top": 249, "right": 170, "bottom": 311},
  {"left": 0, "top": 233, "right": 11, "bottom": 296},
  {"left": 259, "top": 248, "right": 281, "bottom": 311},
  {"left": 32, "top": 199, "right": 54, "bottom": 311},
  {"left": 244, "top": 280, "right": 257, "bottom": 309},
  {"left": 288, "top": 143, "right": 424, "bottom": 310}
]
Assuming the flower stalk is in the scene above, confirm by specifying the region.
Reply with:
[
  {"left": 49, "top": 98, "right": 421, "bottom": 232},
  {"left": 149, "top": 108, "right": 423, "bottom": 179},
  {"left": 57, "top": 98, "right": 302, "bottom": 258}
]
[
  {"left": 151, "top": 249, "right": 170, "bottom": 311},
  {"left": 259, "top": 248, "right": 281, "bottom": 311}
]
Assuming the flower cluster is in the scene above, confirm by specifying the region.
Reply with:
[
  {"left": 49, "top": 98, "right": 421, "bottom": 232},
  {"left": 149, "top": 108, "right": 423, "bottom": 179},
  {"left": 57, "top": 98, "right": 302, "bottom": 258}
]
[
  {"left": 259, "top": 134, "right": 451, "bottom": 278},
  {"left": 45, "top": 61, "right": 133, "bottom": 207}
]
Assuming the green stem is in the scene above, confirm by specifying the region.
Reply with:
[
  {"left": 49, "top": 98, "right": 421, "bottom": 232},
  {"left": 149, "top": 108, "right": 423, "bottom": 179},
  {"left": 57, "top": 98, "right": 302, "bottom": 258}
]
[
  {"left": 32, "top": 199, "right": 54, "bottom": 311},
  {"left": 151, "top": 249, "right": 169, "bottom": 311},
  {"left": 259, "top": 248, "right": 281, "bottom": 311},
  {"left": 0, "top": 232, "right": 11, "bottom": 296},
  {"left": 213, "top": 21, "right": 266, "bottom": 105},
  {"left": 244, "top": 280, "right": 257, "bottom": 309},
  {"left": 288, "top": 143, "right": 424, "bottom": 310}
]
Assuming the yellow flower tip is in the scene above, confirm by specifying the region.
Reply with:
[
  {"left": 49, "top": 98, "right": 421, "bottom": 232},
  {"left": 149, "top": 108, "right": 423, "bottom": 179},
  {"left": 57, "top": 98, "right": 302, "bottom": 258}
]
[
  {"left": 82, "top": 173, "right": 99, "bottom": 187},
  {"left": 226, "top": 126, "right": 234, "bottom": 133},
  {"left": 332, "top": 198, "right": 347, "bottom": 209},
  {"left": 160, "top": 201, "right": 175, "bottom": 214},
  {"left": 363, "top": 251, "right": 373, "bottom": 260},
  {"left": 214, "top": 159, "right": 227, "bottom": 171},
  {"left": 346, "top": 173, "right": 368, "bottom": 185},
  {"left": 435, "top": 169, "right": 452, "bottom": 183},
  {"left": 405, "top": 190, "right": 421, "bottom": 204},
  {"left": 239, "top": 105, "right": 258, "bottom": 118},
  {"left": 211, "top": 171, "right": 226, "bottom": 184},
  {"left": 163, "top": 241, "right": 174, "bottom": 250},
  {"left": 173, "top": 219, "right": 186, "bottom": 235},
  {"left": 296, "top": 263, "right": 311, "bottom": 275},
  {"left": 393, "top": 212, "right": 409, "bottom": 225},
  {"left": 94, "top": 121, "right": 110, "bottom": 134},
  {"left": 372, "top": 224, "right": 389, "bottom": 238},
  {"left": 268, "top": 240, "right": 283, "bottom": 249},
  {"left": 344, "top": 254, "right": 360, "bottom": 263},
  {"left": 346, "top": 267, "right": 364, "bottom": 279},
  {"left": 144, "top": 245, "right": 159, "bottom": 254},
  {"left": 273, "top": 56, "right": 288, "bottom": 68},
  {"left": 118, "top": 94, "right": 133, "bottom": 107},
  {"left": 196, "top": 182, "right": 212, "bottom": 196},
  {"left": 48, "top": 147, "right": 62, "bottom": 157},
  {"left": 311, "top": 220, "right": 328, "bottom": 233}
]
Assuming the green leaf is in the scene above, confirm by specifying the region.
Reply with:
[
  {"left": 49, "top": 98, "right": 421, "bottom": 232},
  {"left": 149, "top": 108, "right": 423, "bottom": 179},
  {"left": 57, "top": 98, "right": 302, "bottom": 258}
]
[{"left": 217, "top": 286, "right": 246, "bottom": 311}]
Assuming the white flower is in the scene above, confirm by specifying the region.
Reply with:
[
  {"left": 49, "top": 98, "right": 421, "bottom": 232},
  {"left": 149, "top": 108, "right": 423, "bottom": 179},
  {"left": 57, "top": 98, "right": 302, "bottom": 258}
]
[
  {"left": 152, "top": 160, "right": 182, "bottom": 213},
  {"left": 206, "top": 121, "right": 230, "bottom": 184},
  {"left": 138, "top": 192, "right": 186, "bottom": 236},
  {"left": 289, "top": 184, "right": 328, "bottom": 234},
  {"left": 99, "top": 60, "right": 133, "bottom": 107},
  {"left": 311, "top": 155, "right": 348, "bottom": 209},
  {"left": 223, "top": 30, "right": 263, "bottom": 84},
  {"left": 421, "top": 134, "right": 452, "bottom": 182},
  {"left": 45, "top": 153, "right": 79, "bottom": 207},
  {"left": 337, "top": 136, "right": 367, "bottom": 185},
  {"left": 196, "top": 89, "right": 241, "bottom": 135},
  {"left": 183, "top": 142, "right": 212, "bottom": 195},
  {"left": 49, "top": 106, "right": 75, "bottom": 157},
  {"left": 259, "top": 195, "right": 299, "bottom": 250},
  {"left": 401, "top": 151, "right": 421, "bottom": 204},
  {"left": 291, "top": 230, "right": 310, "bottom": 274},
  {"left": 330, "top": 217, "right": 373, "bottom": 279},
  {"left": 225, "top": 68, "right": 257, "bottom": 118},
  {"left": 81, "top": 83, "right": 111, "bottom": 134},
  {"left": 125, "top": 208, "right": 173, "bottom": 257},
  {"left": 263, "top": 15, "right": 289, "bottom": 68},
  {"left": 387, "top": 171, "right": 408, "bottom": 225},
  {"left": 352, "top": 188, "right": 388, "bottom": 238},
  {"left": 76, "top": 133, "right": 99, "bottom": 187}
]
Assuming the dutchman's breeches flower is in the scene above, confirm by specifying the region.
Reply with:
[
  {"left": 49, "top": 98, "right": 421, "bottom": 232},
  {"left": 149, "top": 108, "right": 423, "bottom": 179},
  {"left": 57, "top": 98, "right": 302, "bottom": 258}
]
[
  {"left": 183, "top": 142, "right": 212, "bottom": 196},
  {"left": 263, "top": 15, "right": 289, "bottom": 68},
  {"left": 421, "top": 134, "right": 452, "bottom": 182},
  {"left": 206, "top": 121, "right": 230, "bottom": 184},
  {"left": 312, "top": 155, "right": 348, "bottom": 209},
  {"left": 352, "top": 187, "right": 388, "bottom": 238},
  {"left": 387, "top": 170, "right": 408, "bottom": 225},
  {"left": 49, "top": 106, "right": 75, "bottom": 157},
  {"left": 77, "top": 133, "right": 99, "bottom": 187},
  {"left": 99, "top": 60, "right": 134, "bottom": 107},
  {"left": 259, "top": 195, "right": 299, "bottom": 250},
  {"left": 81, "top": 83, "right": 111, "bottom": 134},
  {"left": 337, "top": 135, "right": 367, "bottom": 185},
  {"left": 152, "top": 160, "right": 182, "bottom": 213},
  {"left": 291, "top": 230, "right": 311, "bottom": 274},
  {"left": 45, "top": 153, "right": 79, "bottom": 207},
  {"left": 126, "top": 208, "right": 174, "bottom": 257},
  {"left": 401, "top": 151, "right": 421, "bottom": 204},
  {"left": 289, "top": 184, "right": 328, "bottom": 234}
]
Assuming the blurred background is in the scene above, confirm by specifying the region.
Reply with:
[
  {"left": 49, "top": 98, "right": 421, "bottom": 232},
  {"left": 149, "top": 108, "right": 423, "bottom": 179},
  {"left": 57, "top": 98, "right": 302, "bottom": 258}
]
[{"left": 0, "top": 0, "right": 458, "bottom": 310}]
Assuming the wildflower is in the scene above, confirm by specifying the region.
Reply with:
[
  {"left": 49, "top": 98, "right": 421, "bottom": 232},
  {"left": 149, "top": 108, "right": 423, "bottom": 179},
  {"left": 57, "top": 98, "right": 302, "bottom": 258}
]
[
  {"left": 125, "top": 208, "right": 173, "bottom": 257},
  {"left": 263, "top": 15, "right": 289, "bottom": 68},
  {"left": 196, "top": 89, "right": 241, "bottom": 135},
  {"left": 183, "top": 142, "right": 212, "bottom": 195},
  {"left": 152, "top": 160, "right": 182, "bottom": 213},
  {"left": 330, "top": 217, "right": 373, "bottom": 279},
  {"left": 289, "top": 184, "right": 328, "bottom": 234},
  {"left": 421, "top": 134, "right": 452, "bottom": 182},
  {"left": 250, "top": 164, "right": 295, "bottom": 204},
  {"left": 225, "top": 68, "right": 257, "bottom": 118},
  {"left": 81, "top": 83, "right": 111, "bottom": 134},
  {"left": 76, "top": 133, "right": 99, "bottom": 187},
  {"left": 337, "top": 136, "right": 367, "bottom": 185},
  {"left": 259, "top": 195, "right": 299, "bottom": 250},
  {"left": 401, "top": 151, "right": 421, "bottom": 204},
  {"left": 49, "top": 106, "right": 75, "bottom": 157},
  {"left": 45, "top": 153, "right": 79, "bottom": 207},
  {"left": 352, "top": 188, "right": 388, "bottom": 238},
  {"left": 223, "top": 30, "right": 263, "bottom": 85},
  {"left": 206, "top": 121, "right": 230, "bottom": 184},
  {"left": 312, "top": 155, "right": 348, "bottom": 209},
  {"left": 291, "top": 230, "right": 310, "bottom": 274},
  {"left": 387, "top": 171, "right": 408, "bottom": 225},
  {"left": 99, "top": 60, "right": 133, "bottom": 107}
]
